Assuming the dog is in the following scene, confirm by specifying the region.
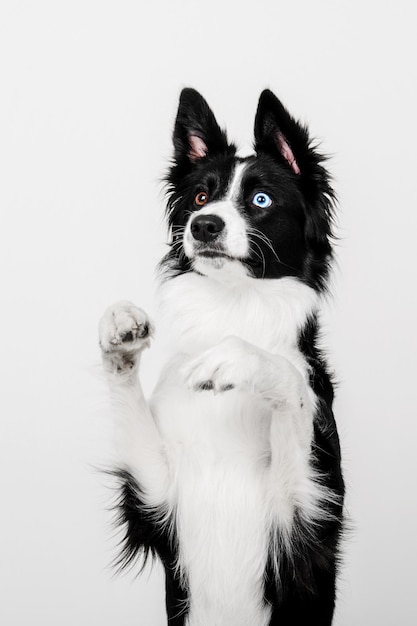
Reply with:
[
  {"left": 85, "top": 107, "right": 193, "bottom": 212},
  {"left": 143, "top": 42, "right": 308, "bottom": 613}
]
[{"left": 98, "top": 88, "right": 344, "bottom": 625}]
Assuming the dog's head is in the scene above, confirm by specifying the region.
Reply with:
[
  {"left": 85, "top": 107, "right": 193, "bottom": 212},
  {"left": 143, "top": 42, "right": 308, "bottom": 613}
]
[{"left": 163, "top": 88, "right": 335, "bottom": 290}]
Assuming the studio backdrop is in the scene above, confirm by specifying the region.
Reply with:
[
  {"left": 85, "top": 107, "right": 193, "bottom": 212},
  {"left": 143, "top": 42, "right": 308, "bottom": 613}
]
[{"left": 1, "top": 1, "right": 416, "bottom": 625}]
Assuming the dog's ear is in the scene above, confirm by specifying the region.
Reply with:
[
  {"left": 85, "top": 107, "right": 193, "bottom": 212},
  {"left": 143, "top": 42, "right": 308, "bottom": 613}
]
[
  {"left": 254, "top": 90, "right": 310, "bottom": 175},
  {"left": 173, "top": 88, "right": 232, "bottom": 164}
]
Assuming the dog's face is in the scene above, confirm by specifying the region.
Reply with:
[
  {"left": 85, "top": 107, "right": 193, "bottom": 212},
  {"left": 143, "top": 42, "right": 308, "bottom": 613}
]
[{"left": 164, "top": 89, "right": 334, "bottom": 290}]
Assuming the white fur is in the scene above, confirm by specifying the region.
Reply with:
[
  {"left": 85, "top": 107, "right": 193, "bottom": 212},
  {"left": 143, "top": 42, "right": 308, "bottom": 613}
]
[
  {"left": 99, "top": 301, "right": 169, "bottom": 506},
  {"left": 99, "top": 265, "right": 331, "bottom": 625}
]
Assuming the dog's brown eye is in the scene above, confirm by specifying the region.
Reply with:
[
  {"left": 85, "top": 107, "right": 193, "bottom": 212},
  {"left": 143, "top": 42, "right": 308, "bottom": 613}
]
[{"left": 195, "top": 192, "right": 209, "bottom": 206}]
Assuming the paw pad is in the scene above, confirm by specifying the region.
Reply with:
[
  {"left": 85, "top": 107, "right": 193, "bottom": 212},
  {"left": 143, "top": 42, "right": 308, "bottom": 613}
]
[{"left": 99, "top": 301, "right": 153, "bottom": 358}]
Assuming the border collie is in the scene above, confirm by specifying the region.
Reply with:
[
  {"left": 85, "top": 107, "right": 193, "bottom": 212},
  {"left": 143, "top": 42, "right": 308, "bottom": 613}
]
[{"left": 99, "top": 88, "right": 344, "bottom": 625}]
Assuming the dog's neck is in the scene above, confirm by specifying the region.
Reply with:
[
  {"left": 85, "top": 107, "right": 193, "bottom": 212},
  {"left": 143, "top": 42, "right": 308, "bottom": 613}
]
[{"left": 157, "top": 266, "right": 319, "bottom": 357}]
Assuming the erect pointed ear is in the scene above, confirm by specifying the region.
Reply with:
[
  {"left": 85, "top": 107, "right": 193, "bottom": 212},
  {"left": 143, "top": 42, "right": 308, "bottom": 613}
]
[
  {"left": 173, "top": 88, "right": 233, "bottom": 164},
  {"left": 254, "top": 89, "right": 310, "bottom": 175}
]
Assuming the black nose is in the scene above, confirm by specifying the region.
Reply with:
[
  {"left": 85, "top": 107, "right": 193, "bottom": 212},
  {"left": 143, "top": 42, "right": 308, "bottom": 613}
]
[{"left": 191, "top": 215, "right": 225, "bottom": 243}]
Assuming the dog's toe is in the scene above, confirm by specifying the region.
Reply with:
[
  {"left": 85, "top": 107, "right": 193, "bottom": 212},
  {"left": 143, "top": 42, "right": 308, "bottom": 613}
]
[{"left": 99, "top": 301, "right": 153, "bottom": 358}]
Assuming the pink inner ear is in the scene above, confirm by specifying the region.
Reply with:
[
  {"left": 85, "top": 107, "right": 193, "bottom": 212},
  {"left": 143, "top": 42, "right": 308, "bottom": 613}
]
[
  {"left": 188, "top": 133, "right": 208, "bottom": 162},
  {"left": 275, "top": 131, "right": 300, "bottom": 175}
]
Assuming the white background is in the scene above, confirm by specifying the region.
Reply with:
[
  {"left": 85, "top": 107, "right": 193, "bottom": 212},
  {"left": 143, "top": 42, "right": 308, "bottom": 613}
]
[{"left": 1, "top": 1, "right": 416, "bottom": 624}]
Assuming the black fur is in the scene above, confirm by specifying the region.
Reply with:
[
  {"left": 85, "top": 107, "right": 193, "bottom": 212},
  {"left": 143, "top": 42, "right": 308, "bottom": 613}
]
[
  {"left": 111, "top": 469, "right": 189, "bottom": 623},
  {"left": 164, "top": 88, "right": 335, "bottom": 291}
]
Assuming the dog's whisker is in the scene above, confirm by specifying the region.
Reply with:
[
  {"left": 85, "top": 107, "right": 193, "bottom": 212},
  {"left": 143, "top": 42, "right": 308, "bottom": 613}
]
[
  {"left": 249, "top": 237, "right": 266, "bottom": 278},
  {"left": 247, "top": 228, "right": 300, "bottom": 274},
  {"left": 247, "top": 228, "right": 281, "bottom": 263}
]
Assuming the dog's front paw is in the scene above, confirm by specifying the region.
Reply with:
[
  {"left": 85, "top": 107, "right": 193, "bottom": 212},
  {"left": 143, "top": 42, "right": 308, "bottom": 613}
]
[
  {"left": 184, "top": 336, "right": 260, "bottom": 394},
  {"left": 99, "top": 301, "right": 153, "bottom": 374}
]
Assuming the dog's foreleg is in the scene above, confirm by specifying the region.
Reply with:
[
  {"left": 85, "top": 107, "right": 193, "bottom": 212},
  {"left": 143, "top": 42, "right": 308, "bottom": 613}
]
[
  {"left": 183, "top": 335, "right": 317, "bottom": 522},
  {"left": 240, "top": 346, "right": 329, "bottom": 534},
  {"left": 99, "top": 301, "right": 168, "bottom": 505},
  {"left": 184, "top": 336, "right": 312, "bottom": 417}
]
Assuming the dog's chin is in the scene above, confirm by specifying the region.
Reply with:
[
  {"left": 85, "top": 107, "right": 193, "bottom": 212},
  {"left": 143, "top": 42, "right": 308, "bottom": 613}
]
[
  {"left": 196, "top": 249, "right": 231, "bottom": 267},
  {"left": 192, "top": 251, "right": 248, "bottom": 280}
]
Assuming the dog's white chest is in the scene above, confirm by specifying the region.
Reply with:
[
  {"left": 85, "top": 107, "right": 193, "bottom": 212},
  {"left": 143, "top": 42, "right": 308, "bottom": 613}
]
[
  {"left": 152, "top": 380, "right": 273, "bottom": 625},
  {"left": 149, "top": 270, "right": 320, "bottom": 624}
]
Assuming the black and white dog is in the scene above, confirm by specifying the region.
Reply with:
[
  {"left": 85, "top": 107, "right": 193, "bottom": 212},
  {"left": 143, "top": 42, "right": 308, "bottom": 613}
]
[{"left": 99, "top": 88, "right": 344, "bottom": 625}]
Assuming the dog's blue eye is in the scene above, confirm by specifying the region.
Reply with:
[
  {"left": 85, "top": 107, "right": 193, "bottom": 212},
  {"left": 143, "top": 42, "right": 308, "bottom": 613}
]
[{"left": 252, "top": 192, "right": 272, "bottom": 209}]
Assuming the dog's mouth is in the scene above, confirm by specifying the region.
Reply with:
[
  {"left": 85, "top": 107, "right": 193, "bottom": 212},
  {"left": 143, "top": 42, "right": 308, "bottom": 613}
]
[
  {"left": 195, "top": 248, "right": 236, "bottom": 261},
  {"left": 188, "top": 241, "right": 250, "bottom": 278}
]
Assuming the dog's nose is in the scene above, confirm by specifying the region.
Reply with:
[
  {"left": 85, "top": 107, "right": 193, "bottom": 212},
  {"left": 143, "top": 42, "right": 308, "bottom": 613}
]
[{"left": 190, "top": 215, "right": 225, "bottom": 243}]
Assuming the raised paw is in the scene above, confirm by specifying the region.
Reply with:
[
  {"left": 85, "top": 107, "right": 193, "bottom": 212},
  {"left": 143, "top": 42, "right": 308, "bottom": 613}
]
[
  {"left": 99, "top": 301, "right": 153, "bottom": 374},
  {"left": 183, "top": 336, "right": 260, "bottom": 394}
]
